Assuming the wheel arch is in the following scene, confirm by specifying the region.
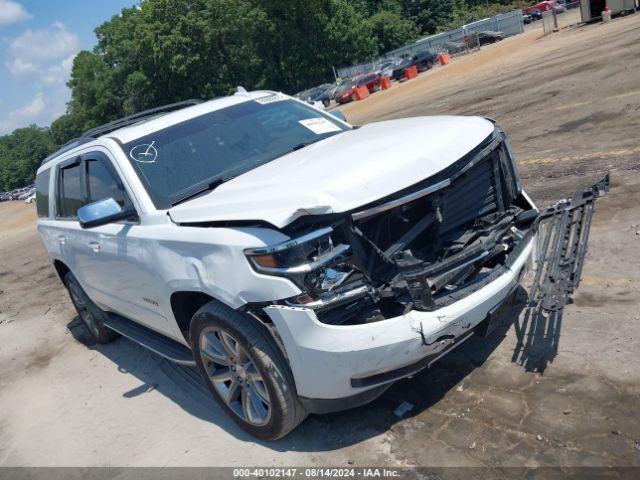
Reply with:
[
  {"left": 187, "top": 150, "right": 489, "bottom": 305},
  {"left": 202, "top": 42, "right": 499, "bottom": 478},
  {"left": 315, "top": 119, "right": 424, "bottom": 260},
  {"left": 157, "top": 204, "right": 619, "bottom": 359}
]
[
  {"left": 53, "top": 259, "right": 71, "bottom": 284},
  {"left": 170, "top": 290, "right": 217, "bottom": 342}
]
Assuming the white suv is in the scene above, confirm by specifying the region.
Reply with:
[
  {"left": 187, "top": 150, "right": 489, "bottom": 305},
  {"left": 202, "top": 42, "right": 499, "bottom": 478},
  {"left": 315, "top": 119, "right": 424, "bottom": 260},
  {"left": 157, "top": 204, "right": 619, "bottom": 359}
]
[{"left": 36, "top": 91, "right": 537, "bottom": 439}]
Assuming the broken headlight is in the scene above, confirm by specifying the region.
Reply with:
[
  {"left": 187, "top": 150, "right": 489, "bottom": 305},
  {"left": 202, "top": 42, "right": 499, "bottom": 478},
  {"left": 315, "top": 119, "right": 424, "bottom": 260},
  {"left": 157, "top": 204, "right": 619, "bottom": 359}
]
[{"left": 244, "top": 227, "right": 354, "bottom": 296}]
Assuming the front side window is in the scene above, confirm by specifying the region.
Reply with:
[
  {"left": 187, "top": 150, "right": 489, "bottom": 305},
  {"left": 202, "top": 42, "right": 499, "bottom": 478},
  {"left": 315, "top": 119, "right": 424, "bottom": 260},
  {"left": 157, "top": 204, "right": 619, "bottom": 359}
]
[
  {"left": 35, "top": 169, "right": 50, "bottom": 218},
  {"left": 122, "top": 99, "right": 348, "bottom": 209},
  {"left": 57, "top": 162, "right": 83, "bottom": 218},
  {"left": 86, "top": 158, "right": 129, "bottom": 208}
]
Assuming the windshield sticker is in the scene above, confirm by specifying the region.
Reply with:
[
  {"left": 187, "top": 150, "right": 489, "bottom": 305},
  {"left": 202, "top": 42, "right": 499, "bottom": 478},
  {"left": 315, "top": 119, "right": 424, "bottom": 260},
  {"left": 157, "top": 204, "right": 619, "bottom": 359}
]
[
  {"left": 255, "top": 93, "right": 288, "bottom": 104},
  {"left": 129, "top": 141, "right": 158, "bottom": 164},
  {"left": 298, "top": 118, "right": 342, "bottom": 135}
]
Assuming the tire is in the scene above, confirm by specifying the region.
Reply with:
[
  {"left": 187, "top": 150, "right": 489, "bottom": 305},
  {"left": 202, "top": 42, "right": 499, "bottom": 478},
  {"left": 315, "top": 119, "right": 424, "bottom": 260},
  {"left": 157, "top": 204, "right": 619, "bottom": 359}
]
[
  {"left": 322, "top": 99, "right": 330, "bottom": 108},
  {"left": 426, "top": 60, "right": 434, "bottom": 69},
  {"left": 190, "top": 301, "right": 307, "bottom": 440},
  {"left": 351, "top": 93, "right": 357, "bottom": 102},
  {"left": 372, "top": 84, "right": 380, "bottom": 92},
  {"left": 65, "top": 272, "right": 119, "bottom": 344}
]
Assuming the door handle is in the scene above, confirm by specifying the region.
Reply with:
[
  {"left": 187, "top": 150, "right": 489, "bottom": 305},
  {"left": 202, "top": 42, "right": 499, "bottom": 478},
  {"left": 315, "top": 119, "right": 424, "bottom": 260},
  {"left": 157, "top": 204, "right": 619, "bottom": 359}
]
[
  {"left": 88, "top": 241, "right": 101, "bottom": 253},
  {"left": 57, "top": 235, "right": 66, "bottom": 245}
]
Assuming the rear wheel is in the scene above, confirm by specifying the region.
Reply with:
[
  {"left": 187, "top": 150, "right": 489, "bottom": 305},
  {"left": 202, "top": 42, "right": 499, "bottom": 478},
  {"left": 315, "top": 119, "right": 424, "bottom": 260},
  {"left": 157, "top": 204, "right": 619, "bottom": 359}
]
[
  {"left": 65, "top": 272, "right": 119, "bottom": 344},
  {"left": 322, "top": 99, "right": 330, "bottom": 107},
  {"left": 351, "top": 93, "right": 357, "bottom": 102},
  {"left": 191, "top": 301, "right": 307, "bottom": 440}
]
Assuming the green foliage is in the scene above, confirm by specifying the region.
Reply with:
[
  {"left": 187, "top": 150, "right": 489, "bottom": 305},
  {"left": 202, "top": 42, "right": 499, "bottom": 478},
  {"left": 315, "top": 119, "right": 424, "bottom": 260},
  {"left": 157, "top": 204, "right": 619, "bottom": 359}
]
[
  {"left": 0, "top": 126, "right": 56, "bottom": 190},
  {"left": 367, "top": 9, "right": 420, "bottom": 53},
  {"left": 0, "top": 0, "right": 528, "bottom": 190}
]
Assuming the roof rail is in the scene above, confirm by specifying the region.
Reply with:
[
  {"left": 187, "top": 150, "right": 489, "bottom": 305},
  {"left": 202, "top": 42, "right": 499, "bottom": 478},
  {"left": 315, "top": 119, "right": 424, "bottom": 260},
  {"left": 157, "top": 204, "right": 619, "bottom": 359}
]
[
  {"left": 39, "top": 137, "right": 94, "bottom": 167},
  {"left": 40, "top": 99, "right": 204, "bottom": 167},
  {"left": 81, "top": 99, "right": 203, "bottom": 139}
]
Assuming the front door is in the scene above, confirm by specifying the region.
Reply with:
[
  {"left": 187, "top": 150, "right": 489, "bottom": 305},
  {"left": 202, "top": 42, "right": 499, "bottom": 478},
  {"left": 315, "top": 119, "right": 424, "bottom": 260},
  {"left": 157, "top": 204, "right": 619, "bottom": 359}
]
[{"left": 56, "top": 151, "right": 170, "bottom": 335}]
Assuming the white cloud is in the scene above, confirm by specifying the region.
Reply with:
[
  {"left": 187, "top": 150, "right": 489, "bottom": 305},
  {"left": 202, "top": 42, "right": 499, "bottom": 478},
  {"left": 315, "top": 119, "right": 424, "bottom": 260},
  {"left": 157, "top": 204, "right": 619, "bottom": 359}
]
[
  {"left": 0, "top": 0, "right": 31, "bottom": 27},
  {"left": 8, "top": 22, "right": 79, "bottom": 63},
  {"left": 6, "top": 57, "right": 38, "bottom": 76},
  {"left": 0, "top": 88, "right": 69, "bottom": 134},
  {"left": 41, "top": 54, "right": 76, "bottom": 85},
  {"left": 0, "top": 21, "right": 79, "bottom": 133},
  {"left": 5, "top": 22, "right": 79, "bottom": 86}
]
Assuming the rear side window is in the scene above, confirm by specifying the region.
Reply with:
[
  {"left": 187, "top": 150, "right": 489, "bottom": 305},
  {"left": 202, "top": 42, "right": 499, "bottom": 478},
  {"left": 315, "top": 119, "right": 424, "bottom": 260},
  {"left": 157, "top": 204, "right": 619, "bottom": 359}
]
[
  {"left": 57, "top": 162, "right": 83, "bottom": 218},
  {"left": 86, "top": 158, "right": 129, "bottom": 208},
  {"left": 35, "top": 169, "right": 50, "bottom": 218}
]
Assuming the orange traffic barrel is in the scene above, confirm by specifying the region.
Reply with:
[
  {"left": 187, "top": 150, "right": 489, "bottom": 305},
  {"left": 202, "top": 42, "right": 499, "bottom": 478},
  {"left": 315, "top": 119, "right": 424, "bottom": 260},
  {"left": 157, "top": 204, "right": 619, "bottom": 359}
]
[
  {"left": 404, "top": 65, "right": 418, "bottom": 80},
  {"left": 380, "top": 76, "right": 392, "bottom": 89},
  {"left": 439, "top": 53, "right": 451, "bottom": 65},
  {"left": 355, "top": 85, "right": 370, "bottom": 100}
]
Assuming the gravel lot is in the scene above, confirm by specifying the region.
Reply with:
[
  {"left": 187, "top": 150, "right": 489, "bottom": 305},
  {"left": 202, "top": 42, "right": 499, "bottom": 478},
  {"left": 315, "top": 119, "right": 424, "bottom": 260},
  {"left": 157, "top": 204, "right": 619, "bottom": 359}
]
[{"left": 1, "top": 11, "right": 639, "bottom": 468}]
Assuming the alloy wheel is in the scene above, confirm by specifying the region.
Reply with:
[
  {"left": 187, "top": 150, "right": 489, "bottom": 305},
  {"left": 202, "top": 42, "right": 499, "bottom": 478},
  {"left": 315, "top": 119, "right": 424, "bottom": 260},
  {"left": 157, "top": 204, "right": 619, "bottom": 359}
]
[
  {"left": 69, "top": 283, "right": 100, "bottom": 337},
  {"left": 199, "top": 327, "right": 271, "bottom": 426}
]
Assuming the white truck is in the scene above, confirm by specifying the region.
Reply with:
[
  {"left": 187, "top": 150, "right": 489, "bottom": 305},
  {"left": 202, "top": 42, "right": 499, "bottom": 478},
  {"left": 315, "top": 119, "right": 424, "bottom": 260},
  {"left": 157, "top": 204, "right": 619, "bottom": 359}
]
[{"left": 36, "top": 90, "right": 540, "bottom": 439}]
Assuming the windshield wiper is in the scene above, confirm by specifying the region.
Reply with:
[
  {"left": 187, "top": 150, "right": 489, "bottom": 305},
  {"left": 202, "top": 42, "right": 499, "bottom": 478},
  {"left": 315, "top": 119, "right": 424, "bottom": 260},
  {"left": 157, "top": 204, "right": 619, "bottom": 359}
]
[
  {"left": 289, "top": 133, "right": 340, "bottom": 153},
  {"left": 291, "top": 142, "right": 313, "bottom": 152},
  {"left": 170, "top": 178, "right": 226, "bottom": 207}
]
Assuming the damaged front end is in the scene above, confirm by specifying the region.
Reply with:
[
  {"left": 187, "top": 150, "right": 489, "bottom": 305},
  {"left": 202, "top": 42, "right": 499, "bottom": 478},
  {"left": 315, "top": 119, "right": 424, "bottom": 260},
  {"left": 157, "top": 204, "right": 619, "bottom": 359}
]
[{"left": 246, "top": 123, "right": 542, "bottom": 325}]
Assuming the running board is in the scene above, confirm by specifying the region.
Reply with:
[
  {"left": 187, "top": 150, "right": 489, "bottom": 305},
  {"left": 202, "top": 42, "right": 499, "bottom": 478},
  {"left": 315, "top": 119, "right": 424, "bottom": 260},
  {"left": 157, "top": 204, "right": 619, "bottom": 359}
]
[{"left": 104, "top": 314, "right": 196, "bottom": 367}]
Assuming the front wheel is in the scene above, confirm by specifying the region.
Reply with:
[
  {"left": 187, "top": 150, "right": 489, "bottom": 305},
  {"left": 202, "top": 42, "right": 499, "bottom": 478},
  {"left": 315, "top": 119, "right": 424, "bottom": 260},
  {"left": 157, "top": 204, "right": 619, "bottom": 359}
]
[{"left": 190, "top": 301, "right": 307, "bottom": 440}]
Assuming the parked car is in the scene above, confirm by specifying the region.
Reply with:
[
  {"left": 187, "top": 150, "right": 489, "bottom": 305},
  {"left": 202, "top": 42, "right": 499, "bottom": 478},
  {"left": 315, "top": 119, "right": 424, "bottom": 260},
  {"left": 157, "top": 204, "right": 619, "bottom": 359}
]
[
  {"left": 469, "top": 30, "right": 504, "bottom": 46},
  {"left": 18, "top": 188, "right": 35, "bottom": 200},
  {"left": 374, "top": 59, "right": 400, "bottom": 78},
  {"left": 530, "top": 9, "right": 543, "bottom": 19},
  {"left": 334, "top": 73, "right": 382, "bottom": 104},
  {"left": 0, "top": 192, "right": 10, "bottom": 202},
  {"left": 440, "top": 40, "right": 468, "bottom": 54},
  {"left": 36, "top": 91, "right": 539, "bottom": 440},
  {"left": 25, "top": 191, "right": 36, "bottom": 204},
  {"left": 296, "top": 84, "right": 333, "bottom": 108},
  {"left": 391, "top": 50, "right": 439, "bottom": 80},
  {"left": 524, "top": 1, "right": 566, "bottom": 14}
]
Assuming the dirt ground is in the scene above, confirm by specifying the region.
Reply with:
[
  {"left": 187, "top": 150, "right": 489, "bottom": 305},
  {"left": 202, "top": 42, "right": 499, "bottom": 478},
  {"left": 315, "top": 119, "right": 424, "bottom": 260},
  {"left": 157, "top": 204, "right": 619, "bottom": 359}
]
[{"left": 1, "top": 11, "right": 639, "bottom": 468}]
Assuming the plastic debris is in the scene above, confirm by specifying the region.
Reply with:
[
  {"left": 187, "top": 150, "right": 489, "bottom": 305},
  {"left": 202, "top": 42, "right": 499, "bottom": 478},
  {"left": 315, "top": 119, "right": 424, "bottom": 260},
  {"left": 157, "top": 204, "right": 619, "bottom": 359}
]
[{"left": 393, "top": 401, "right": 414, "bottom": 417}]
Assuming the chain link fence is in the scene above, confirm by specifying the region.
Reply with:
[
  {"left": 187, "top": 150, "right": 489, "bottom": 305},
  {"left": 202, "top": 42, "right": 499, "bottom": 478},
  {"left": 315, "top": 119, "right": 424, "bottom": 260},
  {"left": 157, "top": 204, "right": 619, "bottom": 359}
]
[{"left": 337, "top": 9, "right": 525, "bottom": 79}]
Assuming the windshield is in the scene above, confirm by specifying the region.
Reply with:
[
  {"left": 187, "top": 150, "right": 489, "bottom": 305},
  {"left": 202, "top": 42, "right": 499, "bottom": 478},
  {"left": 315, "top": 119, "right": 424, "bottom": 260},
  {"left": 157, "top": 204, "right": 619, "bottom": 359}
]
[{"left": 121, "top": 98, "right": 348, "bottom": 209}]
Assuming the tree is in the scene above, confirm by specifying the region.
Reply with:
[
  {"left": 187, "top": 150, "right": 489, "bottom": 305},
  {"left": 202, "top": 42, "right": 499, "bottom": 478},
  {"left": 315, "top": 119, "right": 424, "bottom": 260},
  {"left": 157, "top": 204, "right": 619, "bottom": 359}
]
[
  {"left": 402, "top": 0, "right": 453, "bottom": 35},
  {"left": 367, "top": 9, "right": 419, "bottom": 53},
  {"left": 0, "top": 126, "right": 56, "bottom": 190}
]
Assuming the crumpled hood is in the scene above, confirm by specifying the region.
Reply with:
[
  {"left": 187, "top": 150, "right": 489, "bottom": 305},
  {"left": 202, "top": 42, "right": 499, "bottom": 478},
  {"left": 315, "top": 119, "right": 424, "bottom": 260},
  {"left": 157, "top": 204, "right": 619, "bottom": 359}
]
[{"left": 168, "top": 116, "right": 494, "bottom": 228}]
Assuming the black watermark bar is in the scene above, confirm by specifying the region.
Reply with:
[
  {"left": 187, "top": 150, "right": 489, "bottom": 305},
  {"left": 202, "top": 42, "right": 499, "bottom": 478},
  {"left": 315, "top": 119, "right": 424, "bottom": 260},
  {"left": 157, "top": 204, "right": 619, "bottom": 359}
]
[{"left": 1, "top": 467, "right": 639, "bottom": 480}]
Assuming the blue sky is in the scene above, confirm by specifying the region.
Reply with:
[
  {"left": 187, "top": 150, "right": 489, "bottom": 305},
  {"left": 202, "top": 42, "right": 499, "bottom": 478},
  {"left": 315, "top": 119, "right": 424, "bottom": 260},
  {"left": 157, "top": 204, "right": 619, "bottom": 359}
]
[{"left": 0, "top": 0, "right": 138, "bottom": 134}]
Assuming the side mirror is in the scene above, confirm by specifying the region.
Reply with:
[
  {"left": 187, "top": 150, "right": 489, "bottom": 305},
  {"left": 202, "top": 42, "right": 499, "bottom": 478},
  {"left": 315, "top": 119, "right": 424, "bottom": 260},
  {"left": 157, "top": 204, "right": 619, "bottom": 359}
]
[
  {"left": 331, "top": 110, "right": 347, "bottom": 123},
  {"left": 78, "top": 198, "right": 136, "bottom": 229}
]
